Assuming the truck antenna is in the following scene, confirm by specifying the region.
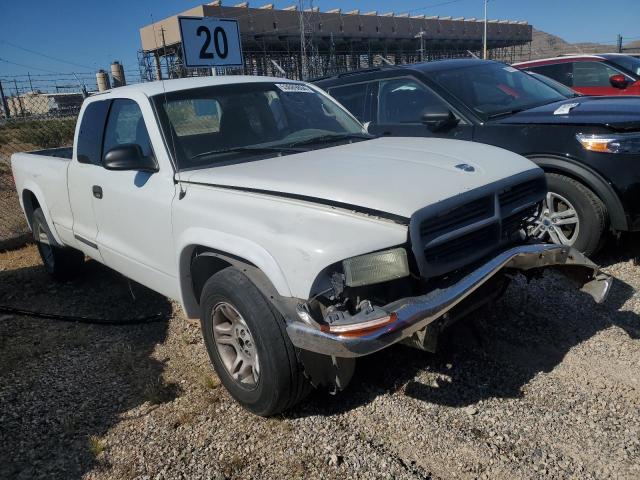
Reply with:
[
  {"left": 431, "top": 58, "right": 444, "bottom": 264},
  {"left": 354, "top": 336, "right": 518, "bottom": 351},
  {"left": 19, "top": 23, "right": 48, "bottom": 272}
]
[{"left": 151, "top": 14, "right": 185, "bottom": 199}]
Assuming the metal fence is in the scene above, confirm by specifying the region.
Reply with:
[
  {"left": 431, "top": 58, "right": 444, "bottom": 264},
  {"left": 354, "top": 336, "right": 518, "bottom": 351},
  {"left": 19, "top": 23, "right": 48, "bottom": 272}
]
[
  {"left": 0, "top": 75, "right": 93, "bottom": 248},
  {"left": 0, "top": 47, "right": 530, "bottom": 249}
]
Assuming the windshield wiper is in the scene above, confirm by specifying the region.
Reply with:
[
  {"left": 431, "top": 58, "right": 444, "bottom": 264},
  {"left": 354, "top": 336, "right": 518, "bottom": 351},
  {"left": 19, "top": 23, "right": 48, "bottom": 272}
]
[
  {"left": 190, "top": 145, "right": 302, "bottom": 161},
  {"left": 487, "top": 108, "right": 526, "bottom": 119},
  {"left": 286, "top": 133, "right": 372, "bottom": 148}
]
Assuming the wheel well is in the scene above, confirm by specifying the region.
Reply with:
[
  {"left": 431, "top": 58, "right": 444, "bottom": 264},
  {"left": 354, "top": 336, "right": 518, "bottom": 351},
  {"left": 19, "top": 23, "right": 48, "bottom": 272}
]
[
  {"left": 191, "top": 253, "right": 233, "bottom": 304},
  {"left": 21, "top": 190, "right": 40, "bottom": 229},
  {"left": 183, "top": 246, "right": 288, "bottom": 313},
  {"left": 528, "top": 156, "right": 628, "bottom": 232}
]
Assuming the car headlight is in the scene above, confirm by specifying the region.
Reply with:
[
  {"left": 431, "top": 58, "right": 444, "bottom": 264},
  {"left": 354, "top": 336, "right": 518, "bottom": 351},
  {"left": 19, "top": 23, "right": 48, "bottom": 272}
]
[
  {"left": 576, "top": 133, "right": 640, "bottom": 154},
  {"left": 342, "top": 248, "right": 410, "bottom": 287}
]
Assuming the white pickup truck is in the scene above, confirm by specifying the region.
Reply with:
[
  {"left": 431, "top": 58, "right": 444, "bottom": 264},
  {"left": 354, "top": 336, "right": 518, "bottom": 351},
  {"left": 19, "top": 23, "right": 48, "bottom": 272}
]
[{"left": 11, "top": 76, "right": 611, "bottom": 415}]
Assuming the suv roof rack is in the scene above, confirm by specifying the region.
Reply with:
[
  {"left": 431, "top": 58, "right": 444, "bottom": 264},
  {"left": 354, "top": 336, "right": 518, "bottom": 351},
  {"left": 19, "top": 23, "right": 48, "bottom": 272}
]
[{"left": 310, "top": 64, "right": 401, "bottom": 83}]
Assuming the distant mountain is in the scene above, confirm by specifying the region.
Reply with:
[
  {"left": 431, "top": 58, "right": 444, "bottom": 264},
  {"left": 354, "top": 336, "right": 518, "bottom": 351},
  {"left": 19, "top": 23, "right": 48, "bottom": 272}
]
[{"left": 528, "top": 29, "right": 640, "bottom": 60}]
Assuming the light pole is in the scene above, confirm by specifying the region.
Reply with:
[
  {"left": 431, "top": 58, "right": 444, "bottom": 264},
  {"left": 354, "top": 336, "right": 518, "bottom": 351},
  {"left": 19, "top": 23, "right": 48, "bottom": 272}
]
[
  {"left": 415, "top": 31, "right": 426, "bottom": 62},
  {"left": 483, "top": 0, "right": 488, "bottom": 59}
]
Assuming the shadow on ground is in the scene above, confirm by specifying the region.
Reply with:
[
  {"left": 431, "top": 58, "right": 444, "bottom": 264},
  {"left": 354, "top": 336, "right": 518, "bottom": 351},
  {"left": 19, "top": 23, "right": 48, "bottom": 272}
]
[
  {"left": 291, "top": 241, "right": 640, "bottom": 418},
  {"left": 0, "top": 257, "right": 180, "bottom": 480}
]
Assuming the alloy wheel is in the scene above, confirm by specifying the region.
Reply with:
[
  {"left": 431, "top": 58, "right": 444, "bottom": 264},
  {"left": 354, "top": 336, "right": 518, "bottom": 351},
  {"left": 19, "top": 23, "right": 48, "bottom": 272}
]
[
  {"left": 211, "top": 302, "right": 260, "bottom": 387},
  {"left": 530, "top": 191, "right": 580, "bottom": 245}
]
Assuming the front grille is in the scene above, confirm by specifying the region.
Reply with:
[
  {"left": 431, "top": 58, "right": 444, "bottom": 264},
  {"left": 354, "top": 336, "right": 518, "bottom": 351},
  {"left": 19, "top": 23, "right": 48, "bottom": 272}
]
[
  {"left": 502, "top": 204, "right": 538, "bottom": 240},
  {"left": 419, "top": 195, "right": 494, "bottom": 241},
  {"left": 410, "top": 172, "right": 546, "bottom": 279},
  {"left": 499, "top": 177, "right": 546, "bottom": 214},
  {"left": 424, "top": 223, "right": 499, "bottom": 264}
]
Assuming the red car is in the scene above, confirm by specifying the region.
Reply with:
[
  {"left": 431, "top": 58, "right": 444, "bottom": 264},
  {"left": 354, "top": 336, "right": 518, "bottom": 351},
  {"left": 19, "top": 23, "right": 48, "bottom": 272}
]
[{"left": 514, "top": 54, "right": 640, "bottom": 96}]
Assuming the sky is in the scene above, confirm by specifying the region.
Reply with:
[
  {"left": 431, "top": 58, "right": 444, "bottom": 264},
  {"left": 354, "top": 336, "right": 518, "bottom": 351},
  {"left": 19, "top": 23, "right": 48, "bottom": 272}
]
[{"left": 0, "top": 0, "right": 639, "bottom": 79}]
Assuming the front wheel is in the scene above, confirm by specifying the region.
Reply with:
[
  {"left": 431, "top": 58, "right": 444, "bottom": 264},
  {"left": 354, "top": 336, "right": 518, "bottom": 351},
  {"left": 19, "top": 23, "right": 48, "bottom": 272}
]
[
  {"left": 530, "top": 173, "right": 607, "bottom": 256},
  {"left": 199, "top": 268, "right": 311, "bottom": 416}
]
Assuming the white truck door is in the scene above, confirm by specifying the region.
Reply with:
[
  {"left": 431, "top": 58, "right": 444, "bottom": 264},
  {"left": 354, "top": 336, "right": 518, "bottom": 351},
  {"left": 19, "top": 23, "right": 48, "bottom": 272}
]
[
  {"left": 92, "top": 98, "right": 178, "bottom": 298},
  {"left": 67, "top": 99, "right": 111, "bottom": 260}
]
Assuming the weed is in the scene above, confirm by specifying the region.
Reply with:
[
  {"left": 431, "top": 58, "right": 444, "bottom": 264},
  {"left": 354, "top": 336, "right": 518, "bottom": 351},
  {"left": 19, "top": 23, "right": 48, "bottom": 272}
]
[{"left": 88, "top": 435, "right": 106, "bottom": 457}]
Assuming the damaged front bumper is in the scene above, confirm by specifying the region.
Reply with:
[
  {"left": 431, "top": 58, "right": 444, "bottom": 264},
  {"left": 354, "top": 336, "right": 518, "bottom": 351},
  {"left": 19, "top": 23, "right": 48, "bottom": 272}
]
[{"left": 286, "top": 243, "right": 612, "bottom": 358}]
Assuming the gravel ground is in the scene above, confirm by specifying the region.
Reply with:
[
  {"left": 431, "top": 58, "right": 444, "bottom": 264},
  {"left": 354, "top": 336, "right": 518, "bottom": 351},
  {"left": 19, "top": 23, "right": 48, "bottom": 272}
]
[{"left": 0, "top": 239, "right": 638, "bottom": 480}]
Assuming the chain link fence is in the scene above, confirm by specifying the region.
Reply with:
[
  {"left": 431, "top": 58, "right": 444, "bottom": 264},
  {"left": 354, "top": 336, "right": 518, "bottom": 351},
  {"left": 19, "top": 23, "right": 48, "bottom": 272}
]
[{"left": 0, "top": 75, "right": 94, "bottom": 249}]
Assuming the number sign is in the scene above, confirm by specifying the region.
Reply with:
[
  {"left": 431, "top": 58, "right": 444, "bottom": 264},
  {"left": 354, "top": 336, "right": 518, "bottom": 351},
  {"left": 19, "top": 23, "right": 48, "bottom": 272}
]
[{"left": 178, "top": 17, "right": 243, "bottom": 68}]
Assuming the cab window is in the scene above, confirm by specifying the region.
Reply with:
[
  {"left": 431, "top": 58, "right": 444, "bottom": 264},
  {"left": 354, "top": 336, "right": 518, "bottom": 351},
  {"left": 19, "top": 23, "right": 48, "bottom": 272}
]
[
  {"left": 102, "top": 99, "right": 153, "bottom": 161},
  {"left": 377, "top": 77, "right": 449, "bottom": 124},
  {"left": 77, "top": 100, "right": 110, "bottom": 165}
]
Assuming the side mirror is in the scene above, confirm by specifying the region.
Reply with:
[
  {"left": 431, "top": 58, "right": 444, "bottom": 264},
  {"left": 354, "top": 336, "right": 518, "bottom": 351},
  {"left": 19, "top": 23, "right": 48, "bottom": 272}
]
[
  {"left": 421, "top": 110, "right": 460, "bottom": 132},
  {"left": 609, "top": 74, "right": 629, "bottom": 89},
  {"left": 103, "top": 144, "right": 157, "bottom": 172}
]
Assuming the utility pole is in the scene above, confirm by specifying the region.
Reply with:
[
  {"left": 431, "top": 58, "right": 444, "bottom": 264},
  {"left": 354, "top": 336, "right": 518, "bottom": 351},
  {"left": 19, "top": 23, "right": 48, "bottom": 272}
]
[
  {"left": 483, "top": 0, "right": 489, "bottom": 59},
  {"left": 298, "top": 0, "right": 307, "bottom": 79},
  {"left": 617, "top": 34, "right": 623, "bottom": 53},
  {"left": 0, "top": 80, "right": 9, "bottom": 119}
]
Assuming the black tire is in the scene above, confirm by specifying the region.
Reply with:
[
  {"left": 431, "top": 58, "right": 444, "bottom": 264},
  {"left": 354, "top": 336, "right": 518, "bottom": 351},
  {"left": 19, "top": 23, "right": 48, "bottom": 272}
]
[
  {"left": 543, "top": 173, "right": 608, "bottom": 256},
  {"left": 200, "top": 268, "right": 311, "bottom": 416},
  {"left": 32, "top": 207, "right": 84, "bottom": 280}
]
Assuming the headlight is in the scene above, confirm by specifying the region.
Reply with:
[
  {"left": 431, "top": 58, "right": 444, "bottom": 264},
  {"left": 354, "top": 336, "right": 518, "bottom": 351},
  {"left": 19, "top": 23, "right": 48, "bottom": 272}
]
[
  {"left": 576, "top": 133, "right": 640, "bottom": 154},
  {"left": 343, "top": 248, "right": 410, "bottom": 287}
]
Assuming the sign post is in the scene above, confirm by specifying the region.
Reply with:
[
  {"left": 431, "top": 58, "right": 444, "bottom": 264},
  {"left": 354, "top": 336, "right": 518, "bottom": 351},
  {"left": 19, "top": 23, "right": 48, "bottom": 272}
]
[{"left": 178, "top": 16, "right": 243, "bottom": 69}]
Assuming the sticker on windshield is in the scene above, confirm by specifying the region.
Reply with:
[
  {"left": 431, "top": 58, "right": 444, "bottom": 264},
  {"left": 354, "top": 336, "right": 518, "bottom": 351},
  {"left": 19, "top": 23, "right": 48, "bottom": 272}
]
[
  {"left": 275, "top": 83, "right": 314, "bottom": 93},
  {"left": 503, "top": 66, "right": 518, "bottom": 73},
  {"left": 554, "top": 102, "right": 580, "bottom": 115}
]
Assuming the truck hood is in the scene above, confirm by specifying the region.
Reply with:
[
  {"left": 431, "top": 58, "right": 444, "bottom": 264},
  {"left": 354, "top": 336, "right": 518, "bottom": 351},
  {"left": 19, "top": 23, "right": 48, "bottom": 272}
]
[
  {"left": 183, "top": 137, "right": 539, "bottom": 219},
  {"left": 493, "top": 96, "right": 640, "bottom": 131}
]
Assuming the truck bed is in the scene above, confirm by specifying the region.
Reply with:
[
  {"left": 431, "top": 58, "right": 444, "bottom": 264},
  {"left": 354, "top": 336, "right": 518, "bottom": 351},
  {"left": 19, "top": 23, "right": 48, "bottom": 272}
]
[
  {"left": 29, "top": 146, "right": 73, "bottom": 160},
  {"left": 11, "top": 150, "right": 74, "bottom": 246}
]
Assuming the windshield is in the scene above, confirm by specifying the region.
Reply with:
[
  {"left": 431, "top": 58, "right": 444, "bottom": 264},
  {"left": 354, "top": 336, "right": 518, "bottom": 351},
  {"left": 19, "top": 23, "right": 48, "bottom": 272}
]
[
  {"left": 430, "top": 62, "right": 566, "bottom": 119},
  {"left": 604, "top": 55, "right": 640, "bottom": 77},
  {"left": 152, "top": 82, "right": 366, "bottom": 170}
]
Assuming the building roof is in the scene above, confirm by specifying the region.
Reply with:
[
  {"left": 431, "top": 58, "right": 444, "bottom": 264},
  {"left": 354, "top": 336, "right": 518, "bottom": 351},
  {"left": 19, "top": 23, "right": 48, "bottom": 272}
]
[{"left": 140, "top": 2, "right": 532, "bottom": 52}]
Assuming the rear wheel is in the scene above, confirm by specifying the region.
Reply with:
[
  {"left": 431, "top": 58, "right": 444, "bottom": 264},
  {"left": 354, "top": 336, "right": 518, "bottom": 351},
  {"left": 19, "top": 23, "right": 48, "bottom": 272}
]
[
  {"left": 32, "top": 207, "right": 84, "bottom": 280},
  {"left": 200, "top": 268, "right": 311, "bottom": 416},
  {"left": 530, "top": 173, "right": 607, "bottom": 256}
]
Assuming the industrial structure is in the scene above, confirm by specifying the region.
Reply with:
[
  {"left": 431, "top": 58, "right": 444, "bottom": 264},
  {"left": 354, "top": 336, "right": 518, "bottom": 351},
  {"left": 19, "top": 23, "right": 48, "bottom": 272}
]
[{"left": 139, "top": 1, "right": 533, "bottom": 81}]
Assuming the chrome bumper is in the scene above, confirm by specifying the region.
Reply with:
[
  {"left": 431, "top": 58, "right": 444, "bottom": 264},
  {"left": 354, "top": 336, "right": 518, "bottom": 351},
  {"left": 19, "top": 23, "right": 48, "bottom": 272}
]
[{"left": 286, "top": 244, "right": 612, "bottom": 358}]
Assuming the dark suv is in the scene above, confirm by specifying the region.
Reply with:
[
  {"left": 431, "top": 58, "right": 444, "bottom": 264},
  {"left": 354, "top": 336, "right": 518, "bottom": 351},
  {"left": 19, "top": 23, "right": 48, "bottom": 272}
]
[{"left": 314, "top": 59, "right": 640, "bottom": 255}]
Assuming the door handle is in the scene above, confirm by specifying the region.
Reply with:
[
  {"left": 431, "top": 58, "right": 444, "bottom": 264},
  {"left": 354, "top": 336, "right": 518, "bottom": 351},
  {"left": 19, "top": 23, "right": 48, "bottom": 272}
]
[{"left": 92, "top": 185, "right": 103, "bottom": 199}]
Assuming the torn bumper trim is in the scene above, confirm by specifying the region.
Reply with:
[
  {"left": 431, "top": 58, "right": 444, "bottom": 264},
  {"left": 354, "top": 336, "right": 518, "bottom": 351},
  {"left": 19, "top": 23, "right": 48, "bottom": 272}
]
[{"left": 286, "top": 243, "right": 612, "bottom": 358}]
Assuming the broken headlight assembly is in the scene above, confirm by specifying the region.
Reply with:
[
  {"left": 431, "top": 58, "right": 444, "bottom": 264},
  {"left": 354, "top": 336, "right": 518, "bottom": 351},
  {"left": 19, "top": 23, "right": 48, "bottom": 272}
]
[
  {"left": 342, "top": 247, "right": 410, "bottom": 287},
  {"left": 576, "top": 133, "right": 640, "bottom": 154}
]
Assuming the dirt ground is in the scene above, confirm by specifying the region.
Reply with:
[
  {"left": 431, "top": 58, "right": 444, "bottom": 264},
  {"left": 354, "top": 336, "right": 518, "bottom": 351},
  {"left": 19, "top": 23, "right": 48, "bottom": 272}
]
[{"left": 0, "top": 240, "right": 638, "bottom": 480}]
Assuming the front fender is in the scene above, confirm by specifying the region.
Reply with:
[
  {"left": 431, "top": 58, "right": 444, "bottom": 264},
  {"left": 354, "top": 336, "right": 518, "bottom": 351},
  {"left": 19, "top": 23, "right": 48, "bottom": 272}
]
[
  {"left": 176, "top": 227, "right": 293, "bottom": 318},
  {"left": 528, "top": 154, "right": 627, "bottom": 231}
]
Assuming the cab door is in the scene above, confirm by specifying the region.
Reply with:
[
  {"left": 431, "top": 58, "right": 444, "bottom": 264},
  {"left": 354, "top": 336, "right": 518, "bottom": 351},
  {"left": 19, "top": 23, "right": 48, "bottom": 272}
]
[
  {"left": 366, "top": 76, "right": 473, "bottom": 140},
  {"left": 67, "top": 99, "right": 111, "bottom": 260},
  {"left": 92, "top": 97, "right": 179, "bottom": 298}
]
